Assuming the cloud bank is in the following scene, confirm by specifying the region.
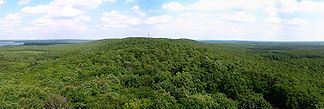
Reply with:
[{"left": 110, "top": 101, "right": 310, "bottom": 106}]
[{"left": 0, "top": 0, "right": 323, "bottom": 41}]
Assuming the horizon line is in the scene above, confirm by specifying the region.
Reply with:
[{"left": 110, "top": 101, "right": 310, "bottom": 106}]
[{"left": 0, "top": 37, "right": 324, "bottom": 42}]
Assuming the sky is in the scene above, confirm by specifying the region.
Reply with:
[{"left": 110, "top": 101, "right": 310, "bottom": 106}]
[{"left": 0, "top": 0, "right": 324, "bottom": 41}]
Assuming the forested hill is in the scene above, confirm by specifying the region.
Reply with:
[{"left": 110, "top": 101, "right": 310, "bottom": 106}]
[{"left": 0, "top": 38, "right": 323, "bottom": 108}]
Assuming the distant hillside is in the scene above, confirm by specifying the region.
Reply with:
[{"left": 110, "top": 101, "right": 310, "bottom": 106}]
[
  {"left": 201, "top": 40, "right": 324, "bottom": 45},
  {"left": 0, "top": 39, "right": 91, "bottom": 46},
  {"left": 0, "top": 38, "right": 322, "bottom": 108},
  {"left": 0, "top": 41, "right": 24, "bottom": 46},
  {"left": 21, "top": 39, "right": 92, "bottom": 45}
]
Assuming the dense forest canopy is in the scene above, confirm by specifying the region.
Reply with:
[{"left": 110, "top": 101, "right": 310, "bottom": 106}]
[{"left": 0, "top": 38, "right": 323, "bottom": 108}]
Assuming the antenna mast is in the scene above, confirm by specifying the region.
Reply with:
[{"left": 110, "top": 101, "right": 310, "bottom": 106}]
[{"left": 147, "top": 32, "right": 150, "bottom": 38}]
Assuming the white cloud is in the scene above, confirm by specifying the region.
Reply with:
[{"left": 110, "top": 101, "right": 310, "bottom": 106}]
[
  {"left": 100, "top": 5, "right": 174, "bottom": 29},
  {"left": 0, "top": 0, "right": 106, "bottom": 39},
  {"left": 266, "top": 17, "right": 282, "bottom": 24},
  {"left": 162, "top": 2, "right": 186, "bottom": 12},
  {"left": 187, "top": 0, "right": 273, "bottom": 12},
  {"left": 104, "top": 0, "right": 115, "bottom": 2},
  {"left": 0, "top": 0, "right": 5, "bottom": 6},
  {"left": 277, "top": 0, "right": 324, "bottom": 13},
  {"left": 21, "top": 4, "right": 89, "bottom": 20},
  {"left": 5, "top": 13, "right": 22, "bottom": 20},
  {"left": 21, "top": 5, "right": 55, "bottom": 14},
  {"left": 154, "top": 0, "right": 324, "bottom": 40},
  {"left": 0, "top": 13, "right": 24, "bottom": 38},
  {"left": 50, "top": 5, "right": 85, "bottom": 18},
  {"left": 125, "top": 0, "right": 136, "bottom": 4},
  {"left": 95, "top": 0, "right": 277, "bottom": 39},
  {"left": 150, "top": 12, "right": 260, "bottom": 39},
  {"left": 18, "top": 0, "right": 112, "bottom": 31},
  {"left": 131, "top": 5, "right": 146, "bottom": 16},
  {"left": 1, "top": 0, "right": 324, "bottom": 40},
  {"left": 145, "top": 15, "right": 173, "bottom": 25},
  {"left": 223, "top": 11, "right": 256, "bottom": 23},
  {"left": 52, "top": 0, "right": 114, "bottom": 10},
  {"left": 154, "top": 1, "right": 264, "bottom": 39},
  {"left": 30, "top": 16, "right": 89, "bottom": 29},
  {"left": 285, "top": 18, "right": 310, "bottom": 26},
  {"left": 0, "top": 13, "right": 22, "bottom": 28},
  {"left": 100, "top": 11, "right": 142, "bottom": 28},
  {"left": 18, "top": 0, "right": 31, "bottom": 5}
]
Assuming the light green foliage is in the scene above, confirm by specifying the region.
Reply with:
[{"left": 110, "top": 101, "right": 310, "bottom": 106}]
[{"left": 0, "top": 38, "right": 323, "bottom": 108}]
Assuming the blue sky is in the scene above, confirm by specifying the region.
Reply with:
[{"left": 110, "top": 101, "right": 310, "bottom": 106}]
[{"left": 0, "top": 0, "right": 324, "bottom": 41}]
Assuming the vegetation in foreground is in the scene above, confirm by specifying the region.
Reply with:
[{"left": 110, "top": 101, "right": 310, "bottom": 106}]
[{"left": 0, "top": 38, "right": 323, "bottom": 108}]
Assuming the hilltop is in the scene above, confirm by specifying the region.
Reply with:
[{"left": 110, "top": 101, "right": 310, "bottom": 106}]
[{"left": 0, "top": 38, "right": 323, "bottom": 108}]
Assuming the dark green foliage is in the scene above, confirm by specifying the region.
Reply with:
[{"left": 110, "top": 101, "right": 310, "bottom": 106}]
[
  {"left": 0, "top": 38, "right": 323, "bottom": 108},
  {"left": 238, "top": 93, "right": 271, "bottom": 109},
  {"left": 179, "top": 93, "right": 238, "bottom": 109},
  {"left": 45, "top": 95, "right": 69, "bottom": 109}
]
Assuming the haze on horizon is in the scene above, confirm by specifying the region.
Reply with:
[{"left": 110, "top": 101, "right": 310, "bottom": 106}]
[{"left": 0, "top": 0, "right": 324, "bottom": 41}]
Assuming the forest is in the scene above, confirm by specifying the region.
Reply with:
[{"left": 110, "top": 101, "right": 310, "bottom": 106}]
[{"left": 0, "top": 37, "right": 323, "bottom": 108}]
